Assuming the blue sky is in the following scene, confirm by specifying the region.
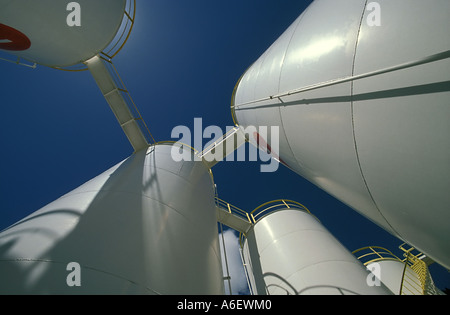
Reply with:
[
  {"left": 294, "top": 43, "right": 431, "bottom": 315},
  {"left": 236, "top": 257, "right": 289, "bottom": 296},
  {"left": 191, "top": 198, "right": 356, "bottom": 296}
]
[{"left": 1, "top": 0, "right": 449, "bottom": 293}]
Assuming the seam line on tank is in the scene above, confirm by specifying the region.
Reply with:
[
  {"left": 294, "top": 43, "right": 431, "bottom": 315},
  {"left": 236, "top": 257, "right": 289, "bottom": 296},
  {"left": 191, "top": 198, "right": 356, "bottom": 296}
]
[
  {"left": 277, "top": 4, "right": 312, "bottom": 169},
  {"left": 0, "top": 258, "right": 162, "bottom": 294},
  {"left": 350, "top": 0, "right": 398, "bottom": 236}
]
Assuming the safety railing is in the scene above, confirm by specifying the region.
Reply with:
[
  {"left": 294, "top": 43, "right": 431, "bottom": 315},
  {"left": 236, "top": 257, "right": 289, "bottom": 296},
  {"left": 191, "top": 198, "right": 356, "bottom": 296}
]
[
  {"left": 199, "top": 127, "right": 243, "bottom": 158},
  {"left": 353, "top": 244, "right": 430, "bottom": 295},
  {"left": 151, "top": 141, "right": 198, "bottom": 153},
  {"left": 237, "top": 199, "right": 312, "bottom": 249},
  {"left": 399, "top": 244, "right": 428, "bottom": 295},
  {"left": 0, "top": 54, "right": 37, "bottom": 69},
  {"left": 99, "top": 55, "right": 155, "bottom": 145},
  {"left": 215, "top": 197, "right": 251, "bottom": 224},
  {"left": 352, "top": 246, "right": 403, "bottom": 266},
  {"left": 249, "top": 199, "right": 311, "bottom": 224},
  {"left": 53, "top": 0, "right": 136, "bottom": 72},
  {"left": 101, "top": 0, "right": 136, "bottom": 60}
]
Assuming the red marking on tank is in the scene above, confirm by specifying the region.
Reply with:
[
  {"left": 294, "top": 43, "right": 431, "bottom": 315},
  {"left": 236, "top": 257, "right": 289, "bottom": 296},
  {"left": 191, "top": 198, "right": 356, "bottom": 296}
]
[
  {"left": 253, "top": 131, "right": 289, "bottom": 168},
  {"left": 0, "top": 24, "right": 31, "bottom": 51}
]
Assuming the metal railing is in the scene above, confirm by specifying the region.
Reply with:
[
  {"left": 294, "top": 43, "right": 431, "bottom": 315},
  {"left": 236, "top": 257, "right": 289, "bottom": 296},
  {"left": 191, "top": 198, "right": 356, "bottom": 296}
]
[
  {"left": 353, "top": 244, "right": 430, "bottom": 295},
  {"left": 99, "top": 55, "right": 156, "bottom": 145},
  {"left": 215, "top": 197, "right": 251, "bottom": 224},
  {"left": 151, "top": 141, "right": 198, "bottom": 153},
  {"left": 199, "top": 127, "right": 244, "bottom": 158},
  {"left": 249, "top": 199, "right": 311, "bottom": 224},
  {"left": 0, "top": 54, "right": 37, "bottom": 69},
  {"left": 235, "top": 199, "right": 312, "bottom": 249},
  {"left": 101, "top": 0, "right": 136, "bottom": 60},
  {"left": 352, "top": 246, "right": 403, "bottom": 265},
  {"left": 52, "top": 0, "right": 136, "bottom": 72},
  {"left": 398, "top": 244, "right": 428, "bottom": 295}
]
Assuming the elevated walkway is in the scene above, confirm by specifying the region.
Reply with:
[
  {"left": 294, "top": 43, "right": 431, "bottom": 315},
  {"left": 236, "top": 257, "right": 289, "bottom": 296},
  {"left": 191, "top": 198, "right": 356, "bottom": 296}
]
[
  {"left": 215, "top": 198, "right": 311, "bottom": 234},
  {"left": 215, "top": 198, "right": 252, "bottom": 234},
  {"left": 199, "top": 126, "right": 248, "bottom": 169},
  {"left": 85, "top": 55, "right": 154, "bottom": 152}
]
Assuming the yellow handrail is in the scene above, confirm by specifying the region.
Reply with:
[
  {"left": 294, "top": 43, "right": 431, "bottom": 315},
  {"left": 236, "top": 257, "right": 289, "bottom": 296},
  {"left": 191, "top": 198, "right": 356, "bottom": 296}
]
[
  {"left": 352, "top": 246, "right": 403, "bottom": 265},
  {"left": 353, "top": 244, "right": 430, "bottom": 295},
  {"left": 215, "top": 197, "right": 251, "bottom": 224},
  {"left": 249, "top": 199, "right": 310, "bottom": 224},
  {"left": 399, "top": 244, "right": 427, "bottom": 294},
  {"left": 237, "top": 199, "right": 312, "bottom": 248}
]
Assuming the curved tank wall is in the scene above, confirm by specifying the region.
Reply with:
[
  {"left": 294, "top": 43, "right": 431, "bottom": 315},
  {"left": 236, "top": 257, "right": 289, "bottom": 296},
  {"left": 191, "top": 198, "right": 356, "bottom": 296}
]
[
  {"left": 353, "top": 246, "right": 443, "bottom": 295},
  {"left": 233, "top": 0, "right": 450, "bottom": 269},
  {"left": 365, "top": 260, "right": 424, "bottom": 295},
  {"left": 0, "top": 143, "right": 224, "bottom": 294},
  {"left": 0, "top": 0, "right": 126, "bottom": 67},
  {"left": 242, "top": 208, "right": 392, "bottom": 295}
]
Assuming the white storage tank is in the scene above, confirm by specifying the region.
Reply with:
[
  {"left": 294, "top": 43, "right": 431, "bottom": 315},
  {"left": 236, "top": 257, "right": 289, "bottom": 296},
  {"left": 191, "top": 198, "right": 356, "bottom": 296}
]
[
  {"left": 0, "top": 0, "right": 129, "bottom": 67},
  {"left": 353, "top": 246, "right": 443, "bottom": 295},
  {"left": 0, "top": 143, "right": 224, "bottom": 294},
  {"left": 241, "top": 201, "right": 392, "bottom": 295},
  {"left": 232, "top": 0, "right": 450, "bottom": 269}
]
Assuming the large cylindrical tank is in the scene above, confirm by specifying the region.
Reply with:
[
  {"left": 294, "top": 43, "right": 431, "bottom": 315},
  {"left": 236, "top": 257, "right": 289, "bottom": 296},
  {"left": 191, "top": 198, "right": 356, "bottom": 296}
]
[
  {"left": 0, "top": 0, "right": 127, "bottom": 67},
  {"left": 352, "top": 246, "right": 442, "bottom": 295},
  {"left": 241, "top": 201, "right": 392, "bottom": 295},
  {"left": 233, "top": 0, "right": 450, "bottom": 269},
  {"left": 0, "top": 143, "right": 224, "bottom": 294}
]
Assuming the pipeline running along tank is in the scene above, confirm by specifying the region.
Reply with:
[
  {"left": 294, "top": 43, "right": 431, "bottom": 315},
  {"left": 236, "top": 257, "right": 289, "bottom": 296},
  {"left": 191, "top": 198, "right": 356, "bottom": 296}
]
[{"left": 232, "top": 0, "right": 450, "bottom": 269}]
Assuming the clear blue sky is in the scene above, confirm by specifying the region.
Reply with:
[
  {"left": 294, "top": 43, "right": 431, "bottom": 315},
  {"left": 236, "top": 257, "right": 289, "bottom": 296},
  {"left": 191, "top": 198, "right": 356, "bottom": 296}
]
[{"left": 0, "top": 0, "right": 448, "bottom": 292}]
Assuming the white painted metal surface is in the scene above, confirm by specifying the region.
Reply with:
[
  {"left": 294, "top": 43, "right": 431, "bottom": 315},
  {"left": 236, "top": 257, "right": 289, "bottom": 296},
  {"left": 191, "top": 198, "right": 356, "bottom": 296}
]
[
  {"left": 0, "top": 0, "right": 126, "bottom": 67},
  {"left": 85, "top": 55, "right": 149, "bottom": 152},
  {"left": 366, "top": 259, "right": 444, "bottom": 295},
  {"left": 199, "top": 126, "right": 248, "bottom": 169},
  {"left": 215, "top": 200, "right": 252, "bottom": 234},
  {"left": 367, "top": 260, "right": 406, "bottom": 295},
  {"left": 233, "top": 0, "right": 450, "bottom": 269},
  {"left": 242, "top": 209, "right": 392, "bottom": 295},
  {"left": 353, "top": 245, "right": 444, "bottom": 295},
  {"left": 365, "top": 260, "right": 423, "bottom": 295},
  {"left": 0, "top": 144, "right": 224, "bottom": 294}
]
